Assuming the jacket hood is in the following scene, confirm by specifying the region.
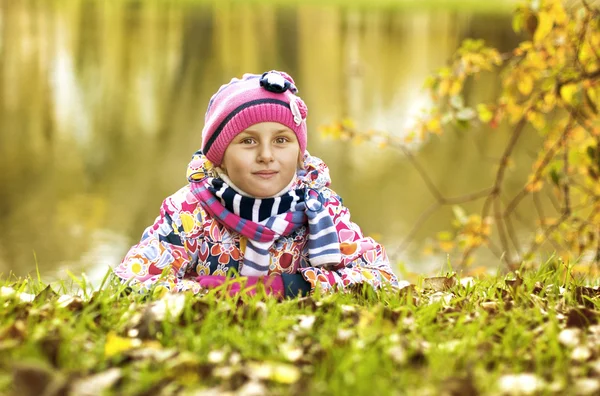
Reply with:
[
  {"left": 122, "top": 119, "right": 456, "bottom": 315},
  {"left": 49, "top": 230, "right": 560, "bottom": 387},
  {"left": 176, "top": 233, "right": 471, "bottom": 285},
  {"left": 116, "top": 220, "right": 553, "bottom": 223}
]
[{"left": 186, "top": 150, "right": 331, "bottom": 191}]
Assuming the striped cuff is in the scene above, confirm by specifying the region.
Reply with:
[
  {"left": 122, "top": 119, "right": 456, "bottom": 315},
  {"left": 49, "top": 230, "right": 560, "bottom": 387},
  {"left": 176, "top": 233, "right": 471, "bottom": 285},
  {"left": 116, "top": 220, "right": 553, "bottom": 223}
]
[{"left": 281, "top": 273, "right": 312, "bottom": 298}]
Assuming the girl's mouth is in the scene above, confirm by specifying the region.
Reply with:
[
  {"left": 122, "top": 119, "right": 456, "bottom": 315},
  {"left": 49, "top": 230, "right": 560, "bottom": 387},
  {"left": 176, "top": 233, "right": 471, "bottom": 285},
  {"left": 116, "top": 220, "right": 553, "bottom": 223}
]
[{"left": 253, "top": 170, "right": 278, "bottom": 179}]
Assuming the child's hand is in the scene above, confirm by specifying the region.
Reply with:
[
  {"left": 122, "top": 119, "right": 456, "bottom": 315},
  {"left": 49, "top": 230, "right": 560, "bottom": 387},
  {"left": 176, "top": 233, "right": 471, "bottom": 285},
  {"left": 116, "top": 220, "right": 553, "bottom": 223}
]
[{"left": 195, "top": 275, "right": 284, "bottom": 299}]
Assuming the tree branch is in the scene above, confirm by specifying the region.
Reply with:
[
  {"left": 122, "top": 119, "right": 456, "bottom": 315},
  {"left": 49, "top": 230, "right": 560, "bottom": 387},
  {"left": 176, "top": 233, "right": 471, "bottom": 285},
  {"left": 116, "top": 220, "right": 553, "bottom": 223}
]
[{"left": 397, "top": 201, "right": 441, "bottom": 252}]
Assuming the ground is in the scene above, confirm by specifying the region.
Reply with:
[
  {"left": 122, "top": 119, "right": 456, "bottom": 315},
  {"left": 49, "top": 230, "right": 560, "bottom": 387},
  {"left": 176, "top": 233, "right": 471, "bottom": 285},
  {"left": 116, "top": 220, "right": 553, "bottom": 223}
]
[{"left": 1, "top": 263, "right": 600, "bottom": 395}]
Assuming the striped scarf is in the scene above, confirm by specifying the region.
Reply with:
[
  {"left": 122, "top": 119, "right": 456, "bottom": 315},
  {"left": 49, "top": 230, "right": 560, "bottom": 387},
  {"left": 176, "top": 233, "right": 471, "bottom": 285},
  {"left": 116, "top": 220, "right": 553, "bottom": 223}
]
[{"left": 190, "top": 178, "right": 341, "bottom": 276}]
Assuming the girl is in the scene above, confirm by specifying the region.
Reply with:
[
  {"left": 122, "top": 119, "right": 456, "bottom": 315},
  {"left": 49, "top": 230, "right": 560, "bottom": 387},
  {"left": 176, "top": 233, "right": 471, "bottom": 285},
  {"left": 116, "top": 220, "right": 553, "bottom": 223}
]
[{"left": 114, "top": 70, "right": 399, "bottom": 299}]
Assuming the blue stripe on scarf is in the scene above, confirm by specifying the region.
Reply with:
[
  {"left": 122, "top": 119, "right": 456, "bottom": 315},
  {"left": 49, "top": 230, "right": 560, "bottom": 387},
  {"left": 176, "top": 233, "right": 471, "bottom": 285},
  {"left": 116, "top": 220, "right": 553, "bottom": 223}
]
[
  {"left": 249, "top": 244, "right": 270, "bottom": 255},
  {"left": 242, "top": 257, "right": 270, "bottom": 271},
  {"left": 311, "top": 230, "right": 338, "bottom": 245},
  {"left": 311, "top": 215, "right": 336, "bottom": 230},
  {"left": 308, "top": 248, "right": 341, "bottom": 256},
  {"left": 235, "top": 218, "right": 246, "bottom": 233}
]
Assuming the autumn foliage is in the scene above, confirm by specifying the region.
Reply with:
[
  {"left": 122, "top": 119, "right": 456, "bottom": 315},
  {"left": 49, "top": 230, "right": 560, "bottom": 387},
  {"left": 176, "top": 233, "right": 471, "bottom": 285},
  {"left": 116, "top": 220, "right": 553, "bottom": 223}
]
[{"left": 321, "top": 0, "right": 600, "bottom": 271}]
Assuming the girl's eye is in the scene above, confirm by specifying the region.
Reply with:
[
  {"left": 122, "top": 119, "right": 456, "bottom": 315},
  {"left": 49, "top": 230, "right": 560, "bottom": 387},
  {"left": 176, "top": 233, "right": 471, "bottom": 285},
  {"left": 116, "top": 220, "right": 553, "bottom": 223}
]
[
  {"left": 241, "top": 138, "right": 256, "bottom": 144},
  {"left": 275, "top": 137, "right": 288, "bottom": 144}
]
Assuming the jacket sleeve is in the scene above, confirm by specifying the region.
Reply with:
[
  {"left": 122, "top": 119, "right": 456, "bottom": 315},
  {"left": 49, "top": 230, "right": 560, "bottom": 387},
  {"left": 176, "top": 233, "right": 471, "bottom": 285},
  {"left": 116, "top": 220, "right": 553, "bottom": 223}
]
[
  {"left": 290, "top": 189, "right": 399, "bottom": 296},
  {"left": 113, "top": 186, "right": 203, "bottom": 295}
]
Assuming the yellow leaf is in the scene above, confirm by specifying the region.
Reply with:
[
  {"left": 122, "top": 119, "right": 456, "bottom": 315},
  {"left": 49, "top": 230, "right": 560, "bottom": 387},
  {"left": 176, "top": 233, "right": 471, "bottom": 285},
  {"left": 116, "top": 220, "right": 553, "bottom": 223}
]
[
  {"left": 352, "top": 135, "right": 365, "bottom": 146},
  {"left": 518, "top": 75, "right": 534, "bottom": 95},
  {"left": 342, "top": 118, "right": 356, "bottom": 130},
  {"left": 534, "top": 11, "right": 554, "bottom": 42},
  {"left": 449, "top": 80, "right": 462, "bottom": 96},
  {"left": 526, "top": 111, "right": 546, "bottom": 130},
  {"left": 439, "top": 79, "right": 451, "bottom": 97},
  {"left": 477, "top": 104, "right": 494, "bottom": 123},
  {"left": 586, "top": 86, "right": 597, "bottom": 105},
  {"left": 426, "top": 117, "right": 442, "bottom": 134},
  {"left": 560, "top": 83, "right": 579, "bottom": 106},
  {"left": 542, "top": 92, "right": 556, "bottom": 111},
  {"left": 506, "top": 101, "right": 524, "bottom": 124},
  {"left": 439, "top": 241, "right": 454, "bottom": 252},
  {"left": 535, "top": 232, "right": 544, "bottom": 244},
  {"left": 512, "top": 12, "right": 525, "bottom": 33},
  {"left": 437, "top": 231, "right": 454, "bottom": 242},
  {"left": 104, "top": 332, "right": 141, "bottom": 358},
  {"left": 525, "top": 180, "right": 543, "bottom": 192}
]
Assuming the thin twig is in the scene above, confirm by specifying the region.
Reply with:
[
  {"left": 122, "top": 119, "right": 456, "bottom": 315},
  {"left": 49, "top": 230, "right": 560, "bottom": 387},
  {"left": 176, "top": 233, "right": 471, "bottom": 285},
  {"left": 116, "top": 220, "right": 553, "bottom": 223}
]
[
  {"left": 524, "top": 213, "right": 570, "bottom": 259},
  {"left": 545, "top": 189, "right": 562, "bottom": 213},
  {"left": 393, "top": 145, "right": 445, "bottom": 203},
  {"left": 502, "top": 196, "right": 523, "bottom": 254},
  {"left": 397, "top": 201, "right": 441, "bottom": 251},
  {"left": 504, "top": 123, "right": 571, "bottom": 217},
  {"left": 482, "top": 117, "right": 528, "bottom": 220},
  {"left": 444, "top": 188, "right": 494, "bottom": 205},
  {"left": 563, "top": 132, "right": 571, "bottom": 216},
  {"left": 533, "top": 192, "right": 547, "bottom": 227},
  {"left": 494, "top": 196, "right": 513, "bottom": 266}
]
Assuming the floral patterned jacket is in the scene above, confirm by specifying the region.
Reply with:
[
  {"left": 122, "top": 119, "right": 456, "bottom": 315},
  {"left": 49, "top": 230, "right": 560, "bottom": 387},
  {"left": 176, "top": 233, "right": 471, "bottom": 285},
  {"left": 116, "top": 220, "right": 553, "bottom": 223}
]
[{"left": 114, "top": 152, "right": 399, "bottom": 297}]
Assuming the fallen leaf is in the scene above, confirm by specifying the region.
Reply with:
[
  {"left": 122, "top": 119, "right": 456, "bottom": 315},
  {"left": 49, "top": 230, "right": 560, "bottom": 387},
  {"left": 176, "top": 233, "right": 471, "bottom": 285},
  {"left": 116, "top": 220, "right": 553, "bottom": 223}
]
[
  {"left": 246, "top": 361, "right": 301, "bottom": 384},
  {"left": 423, "top": 275, "right": 457, "bottom": 291},
  {"left": 212, "top": 366, "right": 236, "bottom": 379},
  {"left": 19, "top": 293, "right": 36, "bottom": 303},
  {"left": 441, "top": 374, "right": 479, "bottom": 396},
  {"left": 295, "top": 296, "right": 319, "bottom": 311},
  {"left": 280, "top": 344, "right": 303, "bottom": 362},
  {"left": 56, "top": 295, "right": 84, "bottom": 311},
  {"left": 505, "top": 275, "right": 523, "bottom": 291},
  {"left": 125, "top": 347, "right": 178, "bottom": 362},
  {"left": 34, "top": 285, "right": 59, "bottom": 303},
  {"left": 573, "top": 378, "right": 600, "bottom": 395},
  {"left": 497, "top": 373, "right": 545, "bottom": 395},
  {"left": 236, "top": 380, "right": 268, "bottom": 396},
  {"left": 0, "top": 286, "right": 15, "bottom": 297},
  {"left": 0, "top": 319, "right": 27, "bottom": 341},
  {"left": 297, "top": 315, "right": 316, "bottom": 331},
  {"left": 104, "top": 332, "right": 141, "bottom": 358},
  {"left": 590, "top": 359, "right": 600, "bottom": 375},
  {"left": 336, "top": 328, "right": 354, "bottom": 342},
  {"left": 566, "top": 308, "right": 599, "bottom": 328},
  {"left": 531, "top": 282, "right": 543, "bottom": 294},
  {"left": 388, "top": 345, "right": 407, "bottom": 365},
  {"left": 398, "top": 280, "right": 413, "bottom": 289},
  {"left": 574, "top": 286, "right": 600, "bottom": 307},
  {"left": 460, "top": 277, "right": 475, "bottom": 288},
  {"left": 558, "top": 328, "right": 581, "bottom": 348},
  {"left": 481, "top": 301, "right": 499, "bottom": 313},
  {"left": 571, "top": 346, "right": 592, "bottom": 362},
  {"left": 208, "top": 349, "right": 227, "bottom": 364},
  {"left": 12, "top": 363, "right": 65, "bottom": 396},
  {"left": 69, "top": 368, "right": 123, "bottom": 396},
  {"left": 429, "top": 292, "right": 454, "bottom": 306},
  {"left": 148, "top": 293, "right": 187, "bottom": 322}
]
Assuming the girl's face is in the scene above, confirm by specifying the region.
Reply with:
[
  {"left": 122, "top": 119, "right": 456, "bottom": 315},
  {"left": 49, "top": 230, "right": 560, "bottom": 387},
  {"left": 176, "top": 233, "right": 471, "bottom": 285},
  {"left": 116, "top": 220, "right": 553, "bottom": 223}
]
[{"left": 221, "top": 122, "right": 300, "bottom": 198}]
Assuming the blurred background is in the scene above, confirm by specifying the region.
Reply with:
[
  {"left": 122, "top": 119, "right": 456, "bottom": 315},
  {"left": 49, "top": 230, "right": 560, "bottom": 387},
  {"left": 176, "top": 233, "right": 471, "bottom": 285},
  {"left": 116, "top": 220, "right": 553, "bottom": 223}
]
[{"left": 1, "top": 0, "right": 542, "bottom": 283}]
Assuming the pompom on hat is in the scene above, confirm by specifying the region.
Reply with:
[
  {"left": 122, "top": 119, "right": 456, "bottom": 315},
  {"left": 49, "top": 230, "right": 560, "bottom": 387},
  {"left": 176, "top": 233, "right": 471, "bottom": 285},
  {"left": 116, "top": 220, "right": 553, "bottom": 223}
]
[{"left": 201, "top": 70, "right": 308, "bottom": 166}]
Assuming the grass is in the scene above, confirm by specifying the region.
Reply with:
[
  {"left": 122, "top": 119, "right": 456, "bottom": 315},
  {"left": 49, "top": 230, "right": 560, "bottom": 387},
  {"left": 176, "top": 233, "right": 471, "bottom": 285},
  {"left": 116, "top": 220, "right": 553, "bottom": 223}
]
[{"left": 1, "top": 262, "right": 600, "bottom": 395}]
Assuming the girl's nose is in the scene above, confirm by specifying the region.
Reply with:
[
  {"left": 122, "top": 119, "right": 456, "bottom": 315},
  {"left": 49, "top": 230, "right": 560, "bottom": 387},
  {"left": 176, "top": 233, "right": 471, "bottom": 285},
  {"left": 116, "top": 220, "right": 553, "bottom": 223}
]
[{"left": 257, "top": 144, "right": 274, "bottom": 163}]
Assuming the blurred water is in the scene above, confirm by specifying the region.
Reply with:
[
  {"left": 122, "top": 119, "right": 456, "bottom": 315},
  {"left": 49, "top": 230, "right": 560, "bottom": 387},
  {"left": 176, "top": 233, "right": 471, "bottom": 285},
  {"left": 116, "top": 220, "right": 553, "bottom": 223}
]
[{"left": 0, "top": 1, "right": 539, "bottom": 280}]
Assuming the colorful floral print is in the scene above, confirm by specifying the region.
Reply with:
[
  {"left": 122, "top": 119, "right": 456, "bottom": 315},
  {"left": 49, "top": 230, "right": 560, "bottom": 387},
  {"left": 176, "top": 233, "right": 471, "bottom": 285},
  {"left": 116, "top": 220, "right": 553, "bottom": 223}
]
[{"left": 114, "top": 152, "right": 399, "bottom": 295}]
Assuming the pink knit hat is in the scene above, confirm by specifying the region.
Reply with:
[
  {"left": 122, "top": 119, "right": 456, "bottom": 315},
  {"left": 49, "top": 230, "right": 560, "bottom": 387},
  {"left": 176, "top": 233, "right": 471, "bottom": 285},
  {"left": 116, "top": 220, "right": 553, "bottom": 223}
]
[{"left": 201, "top": 71, "right": 308, "bottom": 166}]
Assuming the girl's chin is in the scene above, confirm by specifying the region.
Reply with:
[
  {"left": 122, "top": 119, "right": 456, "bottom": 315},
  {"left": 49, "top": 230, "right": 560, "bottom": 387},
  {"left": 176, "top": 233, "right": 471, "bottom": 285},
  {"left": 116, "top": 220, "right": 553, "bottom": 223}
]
[{"left": 246, "top": 183, "right": 284, "bottom": 198}]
